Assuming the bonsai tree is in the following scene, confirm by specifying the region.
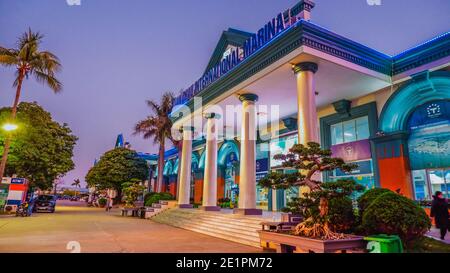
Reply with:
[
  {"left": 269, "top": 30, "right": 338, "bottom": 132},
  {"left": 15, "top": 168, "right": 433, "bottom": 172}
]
[
  {"left": 259, "top": 142, "right": 361, "bottom": 239},
  {"left": 122, "top": 179, "right": 146, "bottom": 208}
]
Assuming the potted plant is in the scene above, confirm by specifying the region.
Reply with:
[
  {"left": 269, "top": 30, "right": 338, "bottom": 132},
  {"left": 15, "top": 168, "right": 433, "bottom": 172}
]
[
  {"left": 218, "top": 198, "right": 231, "bottom": 208},
  {"left": 122, "top": 180, "right": 146, "bottom": 208},
  {"left": 258, "top": 142, "right": 366, "bottom": 253},
  {"left": 98, "top": 197, "right": 107, "bottom": 208}
]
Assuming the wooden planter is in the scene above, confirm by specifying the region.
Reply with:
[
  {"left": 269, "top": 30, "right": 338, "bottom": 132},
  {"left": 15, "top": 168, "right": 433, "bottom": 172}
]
[{"left": 258, "top": 230, "right": 366, "bottom": 253}]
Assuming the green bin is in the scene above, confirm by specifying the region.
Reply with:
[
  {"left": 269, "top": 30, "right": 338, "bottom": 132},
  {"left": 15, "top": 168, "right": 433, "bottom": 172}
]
[{"left": 364, "top": 234, "right": 403, "bottom": 253}]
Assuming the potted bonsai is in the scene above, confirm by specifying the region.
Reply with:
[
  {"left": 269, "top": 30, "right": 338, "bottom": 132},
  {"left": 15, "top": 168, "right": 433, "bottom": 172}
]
[
  {"left": 98, "top": 197, "right": 107, "bottom": 208},
  {"left": 122, "top": 180, "right": 146, "bottom": 209},
  {"left": 258, "top": 142, "right": 366, "bottom": 253}
]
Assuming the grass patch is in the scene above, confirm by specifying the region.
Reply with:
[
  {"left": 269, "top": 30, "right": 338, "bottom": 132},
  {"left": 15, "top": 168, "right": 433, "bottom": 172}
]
[{"left": 406, "top": 236, "right": 450, "bottom": 253}]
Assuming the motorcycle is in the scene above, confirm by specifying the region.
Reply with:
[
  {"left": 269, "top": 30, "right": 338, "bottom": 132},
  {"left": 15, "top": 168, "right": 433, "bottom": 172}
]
[{"left": 15, "top": 202, "right": 31, "bottom": 217}]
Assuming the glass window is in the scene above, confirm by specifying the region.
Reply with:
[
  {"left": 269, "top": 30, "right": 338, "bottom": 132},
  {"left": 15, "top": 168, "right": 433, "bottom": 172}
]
[
  {"left": 269, "top": 134, "right": 297, "bottom": 168},
  {"left": 343, "top": 120, "right": 357, "bottom": 143},
  {"left": 412, "top": 170, "right": 430, "bottom": 200},
  {"left": 331, "top": 123, "right": 343, "bottom": 145},
  {"left": 356, "top": 116, "right": 370, "bottom": 140},
  {"left": 330, "top": 116, "right": 370, "bottom": 145}
]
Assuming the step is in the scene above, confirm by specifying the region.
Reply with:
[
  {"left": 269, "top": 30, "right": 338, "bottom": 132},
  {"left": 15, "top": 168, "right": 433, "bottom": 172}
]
[
  {"left": 166, "top": 212, "right": 260, "bottom": 235},
  {"left": 178, "top": 222, "right": 260, "bottom": 247},
  {"left": 169, "top": 212, "right": 261, "bottom": 233},
  {"left": 154, "top": 217, "right": 260, "bottom": 248},
  {"left": 151, "top": 210, "right": 263, "bottom": 248},
  {"left": 165, "top": 208, "right": 266, "bottom": 222},
  {"left": 166, "top": 210, "right": 264, "bottom": 228},
  {"left": 182, "top": 220, "right": 259, "bottom": 238}
]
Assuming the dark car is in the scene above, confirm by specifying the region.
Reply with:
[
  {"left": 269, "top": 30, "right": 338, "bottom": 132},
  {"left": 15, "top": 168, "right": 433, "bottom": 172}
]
[{"left": 33, "top": 195, "right": 57, "bottom": 213}]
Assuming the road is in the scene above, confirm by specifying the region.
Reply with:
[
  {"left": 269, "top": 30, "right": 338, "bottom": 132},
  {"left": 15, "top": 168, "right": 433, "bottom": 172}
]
[{"left": 0, "top": 200, "right": 259, "bottom": 253}]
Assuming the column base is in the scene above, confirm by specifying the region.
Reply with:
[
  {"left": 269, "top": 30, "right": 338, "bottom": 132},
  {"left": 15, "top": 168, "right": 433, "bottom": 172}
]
[
  {"left": 178, "top": 204, "right": 194, "bottom": 209},
  {"left": 233, "top": 208, "right": 263, "bottom": 216},
  {"left": 200, "top": 206, "right": 221, "bottom": 211}
]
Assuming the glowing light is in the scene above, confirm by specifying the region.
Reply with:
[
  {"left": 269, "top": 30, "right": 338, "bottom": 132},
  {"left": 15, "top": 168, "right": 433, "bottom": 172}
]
[{"left": 2, "top": 123, "right": 18, "bottom": 132}]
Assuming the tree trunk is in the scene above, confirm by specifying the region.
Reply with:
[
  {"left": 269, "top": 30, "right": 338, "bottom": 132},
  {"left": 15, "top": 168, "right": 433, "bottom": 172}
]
[
  {"left": 156, "top": 142, "right": 165, "bottom": 193},
  {"left": 0, "top": 71, "right": 24, "bottom": 180}
]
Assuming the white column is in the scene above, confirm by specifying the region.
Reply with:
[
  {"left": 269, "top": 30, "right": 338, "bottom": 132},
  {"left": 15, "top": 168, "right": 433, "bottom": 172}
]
[
  {"left": 293, "top": 62, "right": 319, "bottom": 144},
  {"left": 201, "top": 113, "right": 221, "bottom": 211},
  {"left": 177, "top": 126, "right": 194, "bottom": 208},
  {"left": 234, "top": 93, "right": 262, "bottom": 215},
  {"left": 293, "top": 62, "right": 320, "bottom": 196}
]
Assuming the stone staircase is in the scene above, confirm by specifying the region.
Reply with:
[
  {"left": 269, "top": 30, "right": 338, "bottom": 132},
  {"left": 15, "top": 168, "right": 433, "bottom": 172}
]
[
  {"left": 151, "top": 208, "right": 268, "bottom": 248},
  {"left": 143, "top": 200, "right": 178, "bottom": 218}
]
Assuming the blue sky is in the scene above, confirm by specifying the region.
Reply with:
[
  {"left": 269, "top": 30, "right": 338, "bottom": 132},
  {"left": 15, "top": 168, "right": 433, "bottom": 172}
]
[{"left": 0, "top": 0, "right": 449, "bottom": 186}]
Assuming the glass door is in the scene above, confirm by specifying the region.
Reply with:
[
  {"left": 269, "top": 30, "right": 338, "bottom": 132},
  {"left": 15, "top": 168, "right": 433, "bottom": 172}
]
[{"left": 427, "top": 168, "right": 450, "bottom": 198}]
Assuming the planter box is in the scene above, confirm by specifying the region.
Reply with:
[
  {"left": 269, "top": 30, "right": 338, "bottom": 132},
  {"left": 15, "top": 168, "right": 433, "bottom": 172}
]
[{"left": 258, "top": 230, "right": 366, "bottom": 253}]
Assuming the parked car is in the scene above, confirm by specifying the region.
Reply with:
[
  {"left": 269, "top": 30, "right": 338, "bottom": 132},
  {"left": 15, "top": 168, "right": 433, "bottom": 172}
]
[{"left": 33, "top": 195, "right": 57, "bottom": 213}]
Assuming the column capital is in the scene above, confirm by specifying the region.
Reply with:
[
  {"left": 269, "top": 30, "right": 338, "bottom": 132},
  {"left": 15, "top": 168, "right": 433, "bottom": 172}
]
[
  {"left": 204, "top": 113, "right": 221, "bottom": 119},
  {"left": 238, "top": 93, "right": 259, "bottom": 102},
  {"left": 292, "top": 62, "right": 318, "bottom": 74}
]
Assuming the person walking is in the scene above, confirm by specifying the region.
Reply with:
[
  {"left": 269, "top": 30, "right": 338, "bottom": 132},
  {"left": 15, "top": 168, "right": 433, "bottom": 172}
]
[
  {"left": 430, "top": 191, "right": 449, "bottom": 240},
  {"left": 106, "top": 194, "right": 113, "bottom": 212}
]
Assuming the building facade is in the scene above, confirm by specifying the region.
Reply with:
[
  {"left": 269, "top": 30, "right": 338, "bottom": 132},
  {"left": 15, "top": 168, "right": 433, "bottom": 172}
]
[{"left": 156, "top": 0, "right": 450, "bottom": 213}]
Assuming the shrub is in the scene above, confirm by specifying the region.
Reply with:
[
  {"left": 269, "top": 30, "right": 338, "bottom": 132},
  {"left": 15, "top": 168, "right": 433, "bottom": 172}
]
[
  {"left": 357, "top": 188, "right": 392, "bottom": 217},
  {"left": 144, "top": 192, "right": 157, "bottom": 202},
  {"left": 4, "top": 205, "right": 13, "bottom": 213},
  {"left": 281, "top": 180, "right": 363, "bottom": 233},
  {"left": 144, "top": 192, "right": 174, "bottom": 207},
  {"left": 328, "top": 196, "right": 356, "bottom": 233},
  {"left": 361, "top": 192, "right": 431, "bottom": 243},
  {"left": 98, "top": 197, "right": 107, "bottom": 207}
]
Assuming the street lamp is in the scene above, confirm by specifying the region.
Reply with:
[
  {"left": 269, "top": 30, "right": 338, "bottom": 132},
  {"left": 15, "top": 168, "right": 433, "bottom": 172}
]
[
  {"left": 0, "top": 123, "right": 18, "bottom": 179},
  {"left": 2, "top": 123, "right": 18, "bottom": 132}
]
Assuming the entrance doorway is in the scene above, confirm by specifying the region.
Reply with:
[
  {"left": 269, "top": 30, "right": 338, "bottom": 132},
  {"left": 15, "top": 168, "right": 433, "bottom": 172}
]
[
  {"left": 412, "top": 169, "right": 450, "bottom": 200},
  {"left": 408, "top": 100, "right": 450, "bottom": 200}
]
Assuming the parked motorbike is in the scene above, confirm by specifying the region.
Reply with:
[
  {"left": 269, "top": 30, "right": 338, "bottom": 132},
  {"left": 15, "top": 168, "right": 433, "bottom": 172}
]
[{"left": 15, "top": 202, "right": 31, "bottom": 217}]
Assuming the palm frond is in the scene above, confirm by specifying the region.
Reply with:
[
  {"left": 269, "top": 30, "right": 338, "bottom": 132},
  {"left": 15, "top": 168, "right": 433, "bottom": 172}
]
[
  {"left": 0, "top": 47, "right": 19, "bottom": 67},
  {"left": 146, "top": 99, "right": 160, "bottom": 115},
  {"left": 33, "top": 70, "right": 63, "bottom": 93}
]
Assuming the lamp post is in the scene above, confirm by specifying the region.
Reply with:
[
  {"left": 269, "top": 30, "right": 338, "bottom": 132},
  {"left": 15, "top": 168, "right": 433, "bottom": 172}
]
[{"left": 0, "top": 123, "right": 18, "bottom": 180}]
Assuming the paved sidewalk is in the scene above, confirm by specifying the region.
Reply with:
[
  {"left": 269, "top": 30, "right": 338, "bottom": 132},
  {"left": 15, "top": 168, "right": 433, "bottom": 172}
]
[
  {"left": 426, "top": 228, "right": 450, "bottom": 244},
  {"left": 0, "top": 201, "right": 259, "bottom": 253}
]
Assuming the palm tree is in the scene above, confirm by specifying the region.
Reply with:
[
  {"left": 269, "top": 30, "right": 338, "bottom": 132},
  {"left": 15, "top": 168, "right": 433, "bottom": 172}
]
[
  {"left": 72, "top": 178, "right": 81, "bottom": 198},
  {"left": 0, "top": 29, "right": 62, "bottom": 179},
  {"left": 134, "top": 92, "right": 180, "bottom": 193}
]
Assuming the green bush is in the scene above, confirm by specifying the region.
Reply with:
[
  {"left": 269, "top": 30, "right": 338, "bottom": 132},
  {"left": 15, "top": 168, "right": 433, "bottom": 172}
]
[
  {"left": 361, "top": 192, "right": 431, "bottom": 243},
  {"left": 357, "top": 188, "right": 392, "bottom": 217},
  {"left": 281, "top": 180, "right": 363, "bottom": 233},
  {"left": 328, "top": 196, "right": 356, "bottom": 233},
  {"left": 144, "top": 192, "right": 157, "bottom": 202},
  {"left": 98, "top": 197, "right": 107, "bottom": 207},
  {"left": 144, "top": 192, "right": 174, "bottom": 207}
]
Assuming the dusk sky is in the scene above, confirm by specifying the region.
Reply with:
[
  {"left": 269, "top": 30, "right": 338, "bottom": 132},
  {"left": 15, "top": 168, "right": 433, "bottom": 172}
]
[{"left": 0, "top": 0, "right": 449, "bottom": 187}]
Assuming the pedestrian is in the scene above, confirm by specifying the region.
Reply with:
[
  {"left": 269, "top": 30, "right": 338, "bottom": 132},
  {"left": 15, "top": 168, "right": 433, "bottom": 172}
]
[
  {"left": 430, "top": 191, "right": 449, "bottom": 240},
  {"left": 106, "top": 194, "right": 113, "bottom": 212}
]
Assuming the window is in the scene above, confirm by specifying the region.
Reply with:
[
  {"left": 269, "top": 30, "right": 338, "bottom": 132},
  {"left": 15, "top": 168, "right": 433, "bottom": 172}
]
[
  {"left": 269, "top": 134, "right": 298, "bottom": 168},
  {"left": 331, "top": 116, "right": 370, "bottom": 145}
]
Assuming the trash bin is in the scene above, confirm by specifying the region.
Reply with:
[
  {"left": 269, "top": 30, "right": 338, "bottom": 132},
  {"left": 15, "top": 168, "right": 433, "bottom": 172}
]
[{"left": 364, "top": 234, "right": 403, "bottom": 253}]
